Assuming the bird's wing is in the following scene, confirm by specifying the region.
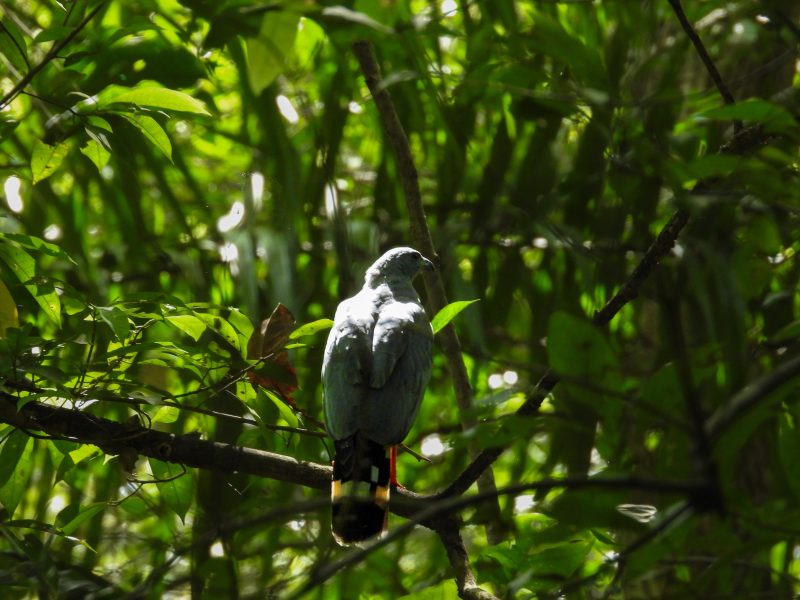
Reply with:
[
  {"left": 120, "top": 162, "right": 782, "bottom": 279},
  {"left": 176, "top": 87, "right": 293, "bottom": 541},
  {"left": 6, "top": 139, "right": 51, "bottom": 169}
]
[
  {"left": 322, "top": 294, "right": 374, "bottom": 440},
  {"left": 366, "top": 300, "right": 432, "bottom": 445}
]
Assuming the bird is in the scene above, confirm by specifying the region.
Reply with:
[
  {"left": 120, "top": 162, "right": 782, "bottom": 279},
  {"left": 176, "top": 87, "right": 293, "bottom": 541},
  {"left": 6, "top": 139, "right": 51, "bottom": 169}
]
[{"left": 322, "top": 247, "right": 435, "bottom": 545}]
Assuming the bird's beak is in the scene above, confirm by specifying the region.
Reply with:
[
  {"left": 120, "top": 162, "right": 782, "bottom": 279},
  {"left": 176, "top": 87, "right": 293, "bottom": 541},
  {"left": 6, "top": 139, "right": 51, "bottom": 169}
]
[{"left": 421, "top": 256, "right": 436, "bottom": 271}]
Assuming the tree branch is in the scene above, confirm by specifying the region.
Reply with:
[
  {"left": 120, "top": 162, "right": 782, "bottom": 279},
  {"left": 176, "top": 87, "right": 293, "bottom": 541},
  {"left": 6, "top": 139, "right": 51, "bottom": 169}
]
[
  {"left": 666, "top": 0, "right": 741, "bottom": 133},
  {"left": 442, "top": 208, "right": 689, "bottom": 497},
  {"left": 0, "top": 1, "right": 108, "bottom": 110},
  {"left": 352, "top": 38, "right": 505, "bottom": 544},
  {"left": 705, "top": 353, "right": 800, "bottom": 441}
]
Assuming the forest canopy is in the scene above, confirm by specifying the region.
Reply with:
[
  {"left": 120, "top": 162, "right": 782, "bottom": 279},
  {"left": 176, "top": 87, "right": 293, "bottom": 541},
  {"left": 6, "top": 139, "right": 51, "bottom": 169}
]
[{"left": 1, "top": 0, "right": 800, "bottom": 598}]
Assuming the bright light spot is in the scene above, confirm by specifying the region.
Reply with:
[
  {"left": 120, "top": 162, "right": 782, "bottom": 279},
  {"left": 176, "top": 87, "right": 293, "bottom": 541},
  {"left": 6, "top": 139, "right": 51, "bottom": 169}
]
[
  {"left": 49, "top": 494, "right": 66, "bottom": 514},
  {"left": 210, "top": 540, "right": 225, "bottom": 557},
  {"left": 217, "top": 201, "right": 245, "bottom": 232},
  {"left": 733, "top": 22, "right": 745, "bottom": 35},
  {"left": 421, "top": 434, "right": 446, "bottom": 457},
  {"left": 202, "top": 50, "right": 213, "bottom": 59},
  {"left": 755, "top": 14, "right": 770, "bottom": 24},
  {"left": 502, "top": 370, "right": 518, "bottom": 385},
  {"left": 348, "top": 101, "right": 363, "bottom": 114},
  {"left": 513, "top": 494, "right": 535, "bottom": 514},
  {"left": 219, "top": 241, "right": 239, "bottom": 263},
  {"left": 288, "top": 519, "right": 305, "bottom": 532},
  {"left": 250, "top": 171, "right": 265, "bottom": 209},
  {"left": 31, "top": 346, "right": 41, "bottom": 356},
  {"left": 4, "top": 176, "right": 23, "bottom": 213},
  {"left": 174, "top": 121, "right": 188, "bottom": 135},
  {"left": 439, "top": 36, "right": 454, "bottom": 51},
  {"left": 441, "top": 0, "right": 458, "bottom": 15},
  {"left": 532, "top": 237, "right": 548, "bottom": 249},
  {"left": 616, "top": 504, "right": 657, "bottom": 523},
  {"left": 43, "top": 224, "right": 62, "bottom": 240},
  {"left": 101, "top": 165, "right": 114, "bottom": 180},
  {"left": 673, "top": 243, "right": 685, "bottom": 258},
  {"left": 276, "top": 95, "right": 299, "bottom": 124},
  {"left": 324, "top": 183, "right": 338, "bottom": 218},
  {"left": 768, "top": 252, "right": 784, "bottom": 265},
  {"left": 488, "top": 374, "right": 504, "bottom": 389}
]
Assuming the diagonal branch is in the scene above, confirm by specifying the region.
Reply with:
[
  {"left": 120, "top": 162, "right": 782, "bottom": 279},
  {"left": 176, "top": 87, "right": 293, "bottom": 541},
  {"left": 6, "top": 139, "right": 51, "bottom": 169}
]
[
  {"left": 352, "top": 39, "right": 506, "bottom": 545},
  {"left": 666, "top": 0, "right": 741, "bottom": 133},
  {"left": 442, "top": 208, "right": 689, "bottom": 497},
  {"left": 0, "top": 1, "right": 108, "bottom": 110}
]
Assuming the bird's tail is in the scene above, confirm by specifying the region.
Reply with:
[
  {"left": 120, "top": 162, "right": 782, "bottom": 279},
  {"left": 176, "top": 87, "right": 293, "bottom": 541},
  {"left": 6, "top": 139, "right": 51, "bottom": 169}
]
[{"left": 331, "top": 435, "right": 391, "bottom": 545}]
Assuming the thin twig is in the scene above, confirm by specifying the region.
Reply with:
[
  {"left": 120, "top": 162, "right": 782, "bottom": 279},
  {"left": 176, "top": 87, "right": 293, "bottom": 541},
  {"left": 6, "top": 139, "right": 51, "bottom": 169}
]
[
  {"left": 442, "top": 209, "right": 690, "bottom": 497},
  {"left": 666, "top": 0, "right": 742, "bottom": 133},
  {"left": 0, "top": 1, "right": 108, "bottom": 110},
  {"left": 705, "top": 353, "right": 800, "bottom": 440}
]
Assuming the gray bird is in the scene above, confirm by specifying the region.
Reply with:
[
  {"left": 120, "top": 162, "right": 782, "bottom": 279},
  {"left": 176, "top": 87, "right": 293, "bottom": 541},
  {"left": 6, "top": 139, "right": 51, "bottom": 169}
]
[{"left": 323, "top": 247, "right": 435, "bottom": 544}]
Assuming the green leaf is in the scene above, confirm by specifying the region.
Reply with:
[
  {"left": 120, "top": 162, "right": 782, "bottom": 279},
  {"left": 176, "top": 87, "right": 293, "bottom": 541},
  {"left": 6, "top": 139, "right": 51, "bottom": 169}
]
[
  {"left": 247, "top": 10, "right": 300, "bottom": 95},
  {"left": 80, "top": 139, "right": 111, "bottom": 171},
  {"left": 0, "top": 238, "right": 61, "bottom": 326},
  {"left": 264, "top": 389, "right": 299, "bottom": 429},
  {"left": 165, "top": 314, "right": 207, "bottom": 341},
  {"left": 0, "top": 17, "right": 28, "bottom": 73},
  {"left": 546, "top": 311, "right": 617, "bottom": 380},
  {"left": 30, "top": 139, "right": 69, "bottom": 185},
  {"left": 100, "top": 86, "right": 211, "bottom": 115},
  {"left": 431, "top": 299, "right": 479, "bottom": 334},
  {"left": 289, "top": 318, "right": 333, "bottom": 339},
  {"left": 319, "top": 6, "right": 394, "bottom": 34},
  {"left": 0, "top": 279, "right": 19, "bottom": 335},
  {"left": 149, "top": 458, "right": 193, "bottom": 523},
  {"left": 0, "top": 430, "right": 34, "bottom": 516},
  {"left": 700, "top": 99, "right": 799, "bottom": 133},
  {"left": 61, "top": 502, "right": 106, "bottom": 536},
  {"left": 153, "top": 405, "right": 180, "bottom": 424},
  {"left": 119, "top": 113, "right": 172, "bottom": 161},
  {"left": 96, "top": 306, "right": 130, "bottom": 341},
  {"left": 398, "top": 579, "right": 459, "bottom": 599},
  {"left": 196, "top": 312, "right": 240, "bottom": 350}
]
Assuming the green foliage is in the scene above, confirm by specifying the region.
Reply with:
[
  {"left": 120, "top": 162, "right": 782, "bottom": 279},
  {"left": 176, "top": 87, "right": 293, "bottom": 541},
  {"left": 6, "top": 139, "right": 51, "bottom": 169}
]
[{"left": 1, "top": 0, "right": 800, "bottom": 598}]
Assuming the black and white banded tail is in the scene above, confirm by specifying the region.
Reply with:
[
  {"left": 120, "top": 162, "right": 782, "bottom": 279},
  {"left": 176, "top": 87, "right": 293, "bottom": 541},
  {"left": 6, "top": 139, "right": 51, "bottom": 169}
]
[{"left": 331, "top": 434, "right": 390, "bottom": 545}]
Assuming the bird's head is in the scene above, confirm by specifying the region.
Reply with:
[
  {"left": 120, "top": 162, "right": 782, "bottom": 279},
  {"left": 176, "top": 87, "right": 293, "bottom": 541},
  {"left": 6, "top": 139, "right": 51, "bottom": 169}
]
[{"left": 365, "top": 247, "right": 435, "bottom": 286}]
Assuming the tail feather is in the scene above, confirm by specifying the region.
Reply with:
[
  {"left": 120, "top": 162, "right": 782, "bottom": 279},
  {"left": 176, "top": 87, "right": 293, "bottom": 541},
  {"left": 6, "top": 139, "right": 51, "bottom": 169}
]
[{"left": 331, "top": 435, "right": 391, "bottom": 545}]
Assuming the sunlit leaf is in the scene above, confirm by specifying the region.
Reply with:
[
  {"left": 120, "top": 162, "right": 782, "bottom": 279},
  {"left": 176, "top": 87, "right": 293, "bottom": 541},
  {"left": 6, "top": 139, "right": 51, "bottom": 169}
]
[
  {"left": 0, "top": 431, "right": 34, "bottom": 516},
  {"left": 431, "top": 299, "right": 479, "bottom": 334},
  {"left": 165, "top": 314, "right": 207, "bottom": 341},
  {"left": 0, "top": 17, "right": 28, "bottom": 72},
  {"left": 101, "top": 85, "right": 211, "bottom": 115},
  {"left": 288, "top": 318, "right": 332, "bottom": 340},
  {"left": 30, "top": 139, "right": 69, "bottom": 184},
  {"left": 120, "top": 113, "right": 172, "bottom": 161},
  {"left": 247, "top": 10, "right": 300, "bottom": 95},
  {"left": 0, "top": 279, "right": 19, "bottom": 335},
  {"left": 0, "top": 238, "right": 61, "bottom": 326},
  {"left": 80, "top": 138, "right": 111, "bottom": 171}
]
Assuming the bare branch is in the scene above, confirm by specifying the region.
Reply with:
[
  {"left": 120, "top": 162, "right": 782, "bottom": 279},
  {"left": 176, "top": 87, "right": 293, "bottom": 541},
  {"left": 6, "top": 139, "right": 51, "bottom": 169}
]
[
  {"left": 443, "top": 209, "right": 689, "bottom": 497},
  {"left": 666, "top": 0, "right": 741, "bottom": 133},
  {"left": 705, "top": 353, "right": 800, "bottom": 440},
  {"left": 0, "top": 2, "right": 108, "bottom": 110}
]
